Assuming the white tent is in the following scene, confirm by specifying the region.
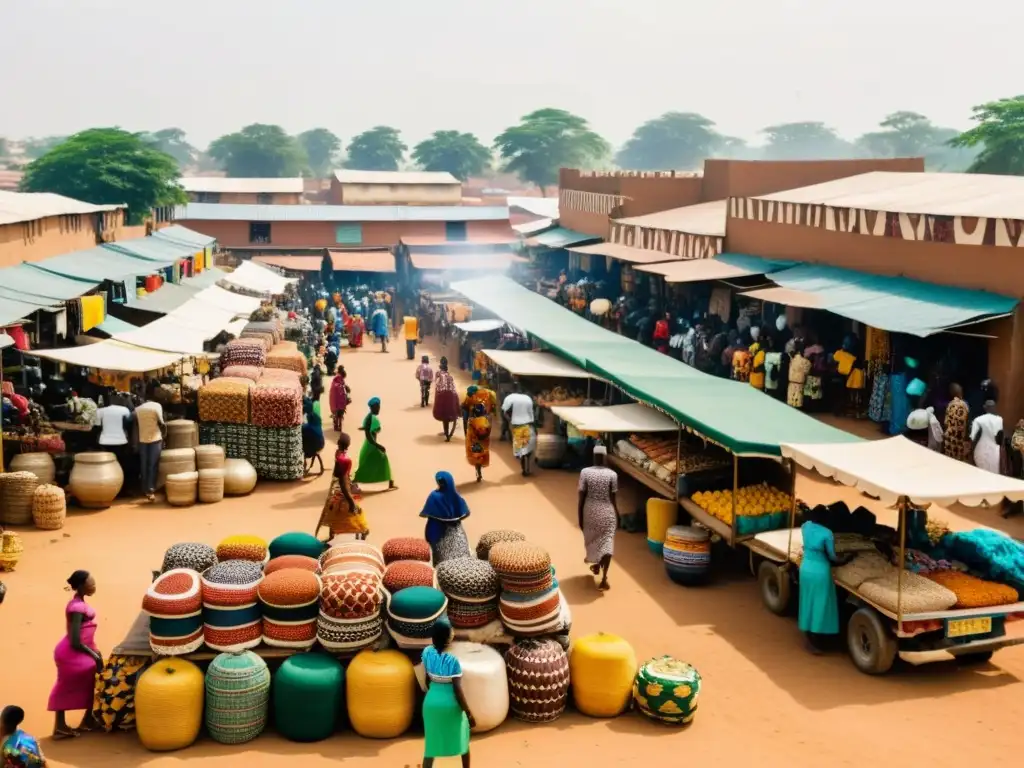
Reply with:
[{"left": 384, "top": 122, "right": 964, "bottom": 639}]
[
  {"left": 453, "top": 319, "right": 505, "bottom": 333},
  {"left": 549, "top": 403, "right": 678, "bottom": 433},
  {"left": 483, "top": 350, "right": 591, "bottom": 379},
  {"left": 220, "top": 262, "right": 296, "bottom": 295},
  {"left": 782, "top": 436, "right": 1024, "bottom": 507},
  {"left": 193, "top": 285, "right": 262, "bottom": 315},
  {"left": 111, "top": 298, "right": 243, "bottom": 354},
  {"left": 29, "top": 340, "right": 184, "bottom": 373}
]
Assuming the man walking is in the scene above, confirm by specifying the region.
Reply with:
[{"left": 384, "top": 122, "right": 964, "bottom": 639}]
[{"left": 502, "top": 383, "right": 537, "bottom": 476}]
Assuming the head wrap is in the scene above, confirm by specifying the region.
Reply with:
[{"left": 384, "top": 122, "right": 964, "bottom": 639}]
[
  {"left": 467, "top": 385, "right": 478, "bottom": 396},
  {"left": 906, "top": 378, "right": 926, "bottom": 397},
  {"left": 368, "top": 396, "right": 381, "bottom": 408},
  {"left": 420, "top": 471, "right": 470, "bottom": 545}
]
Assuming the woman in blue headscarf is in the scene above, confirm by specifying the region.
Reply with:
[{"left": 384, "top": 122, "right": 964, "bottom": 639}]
[
  {"left": 420, "top": 471, "right": 472, "bottom": 564},
  {"left": 353, "top": 397, "right": 397, "bottom": 489},
  {"left": 302, "top": 396, "right": 326, "bottom": 476}
]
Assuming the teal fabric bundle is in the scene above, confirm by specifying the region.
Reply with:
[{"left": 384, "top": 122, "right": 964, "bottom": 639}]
[
  {"left": 205, "top": 651, "right": 271, "bottom": 744},
  {"left": 269, "top": 531, "right": 327, "bottom": 560},
  {"left": 935, "top": 529, "right": 1024, "bottom": 589},
  {"left": 273, "top": 653, "right": 345, "bottom": 742}
]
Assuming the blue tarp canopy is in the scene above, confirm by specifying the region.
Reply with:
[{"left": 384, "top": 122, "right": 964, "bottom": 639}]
[
  {"left": 33, "top": 247, "right": 171, "bottom": 282},
  {"left": 0, "top": 264, "right": 98, "bottom": 301}
]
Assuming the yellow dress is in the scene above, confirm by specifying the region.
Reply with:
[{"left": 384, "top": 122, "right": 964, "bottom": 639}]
[{"left": 461, "top": 389, "right": 497, "bottom": 468}]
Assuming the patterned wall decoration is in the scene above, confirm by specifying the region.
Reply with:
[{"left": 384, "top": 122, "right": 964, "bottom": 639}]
[
  {"left": 609, "top": 222, "right": 722, "bottom": 259},
  {"left": 559, "top": 189, "right": 627, "bottom": 216},
  {"left": 729, "top": 197, "right": 1024, "bottom": 248}
]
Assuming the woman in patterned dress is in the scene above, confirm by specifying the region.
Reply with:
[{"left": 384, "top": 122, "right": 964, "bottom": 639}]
[
  {"left": 943, "top": 383, "right": 972, "bottom": 462},
  {"left": 318, "top": 433, "right": 369, "bottom": 540},
  {"left": 577, "top": 446, "right": 619, "bottom": 590},
  {"left": 420, "top": 471, "right": 472, "bottom": 564},
  {"left": 433, "top": 357, "right": 461, "bottom": 442},
  {"left": 461, "top": 386, "right": 497, "bottom": 482},
  {"left": 786, "top": 342, "right": 811, "bottom": 409}
]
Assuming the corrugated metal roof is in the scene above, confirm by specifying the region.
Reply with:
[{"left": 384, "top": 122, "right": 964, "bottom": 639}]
[
  {"left": 506, "top": 196, "right": 559, "bottom": 219},
  {"left": 153, "top": 224, "right": 216, "bottom": 249},
  {"left": 32, "top": 246, "right": 171, "bottom": 282},
  {"left": 635, "top": 253, "right": 794, "bottom": 282},
  {"left": 400, "top": 234, "right": 519, "bottom": 246},
  {"left": 333, "top": 170, "right": 459, "bottom": 185},
  {"left": 0, "top": 190, "right": 124, "bottom": 226},
  {"left": 512, "top": 218, "right": 554, "bottom": 236},
  {"left": 0, "top": 288, "right": 58, "bottom": 325},
  {"left": 409, "top": 253, "right": 522, "bottom": 271},
  {"left": 177, "top": 203, "right": 508, "bottom": 223},
  {"left": 568, "top": 242, "right": 681, "bottom": 265},
  {"left": 179, "top": 177, "right": 304, "bottom": 194},
  {"left": 750, "top": 172, "right": 1024, "bottom": 220},
  {"left": 0, "top": 264, "right": 99, "bottom": 300},
  {"left": 613, "top": 199, "right": 728, "bottom": 237},
  {"left": 104, "top": 237, "right": 194, "bottom": 262},
  {"left": 327, "top": 249, "right": 396, "bottom": 273},
  {"left": 253, "top": 255, "right": 323, "bottom": 272},
  {"left": 525, "top": 227, "right": 600, "bottom": 249}
]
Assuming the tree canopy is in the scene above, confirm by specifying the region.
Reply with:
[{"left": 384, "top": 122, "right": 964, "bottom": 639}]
[
  {"left": 495, "top": 108, "right": 609, "bottom": 194},
  {"left": 950, "top": 96, "right": 1024, "bottom": 175},
  {"left": 412, "top": 130, "right": 490, "bottom": 181},
  {"left": 208, "top": 123, "right": 308, "bottom": 177},
  {"left": 760, "top": 122, "right": 854, "bottom": 160},
  {"left": 615, "top": 112, "right": 722, "bottom": 170},
  {"left": 344, "top": 126, "right": 407, "bottom": 172},
  {"left": 20, "top": 128, "right": 184, "bottom": 223},
  {"left": 297, "top": 128, "right": 342, "bottom": 176},
  {"left": 854, "top": 112, "right": 971, "bottom": 170},
  {"left": 143, "top": 127, "right": 198, "bottom": 168}
]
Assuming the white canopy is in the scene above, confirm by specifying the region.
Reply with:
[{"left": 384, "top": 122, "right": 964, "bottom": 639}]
[
  {"left": 220, "top": 262, "right": 296, "bottom": 295},
  {"left": 782, "top": 436, "right": 1024, "bottom": 507},
  {"left": 484, "top": 350, "right": 591, "bottom": 379},
  {"left": 0, "top": 333, "right": 13, "bottom": 350},
  {"left": 454, "top": 319, "right": 505, "bottom": 333},
  {"left": 29, "top": 340, "right": 184, "bottom": 373},
  {"left": 111, "top": 298, "right": 242, "bottom": 354},
  {"left": 193, "top": 285, "right": 262, "bottom": 315},
  {"left": 549, "top": 403, "right": 678, "bottom": 433}
]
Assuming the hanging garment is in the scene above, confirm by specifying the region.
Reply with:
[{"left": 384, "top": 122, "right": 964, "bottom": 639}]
[{"left": 79, "top": 296, "right": 105, "bottom": 332}]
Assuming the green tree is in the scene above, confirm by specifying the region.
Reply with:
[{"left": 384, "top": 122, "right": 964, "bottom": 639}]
[
  {"left": 615, "top": 112, "right": 721, "bottom": 170},
  {"left": 344, "top": 126, "right": 407, "bottom": 171},
  {"left": 19, "top": 128, "right": 185, "bottom": 223},
  {"left": 412, "top": 130, "right": 491, "bottom": 181},
  {"left": 23, "top": 136, "right": 67, "bottom": 159},
  {"left": 760, "top": 122, "right": 854, "bottom": 160},
  {"left": 143, "top": 127, "right": 198, "bottom": 168},
  {"left": 855, "top": 111, "right": 973, "bottom": 170},
  {"left": 208, "top": 123, "right": 308, "bottom": 177},
  {"left": 297, "top": 128, "right": 342, "bottom": 176},
  {"left": 950, "top": 96, "right": 1024, "bottom": 175},
  {"left": 495, "top": 108, "right": 609, "bottom": 194}
]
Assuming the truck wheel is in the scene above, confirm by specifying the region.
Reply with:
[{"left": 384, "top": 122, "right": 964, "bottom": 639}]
[
  {"left": 757, "top": 560, "right": 791, "bottom": 616},
  {"left": 847, "top": 607, "right": 897, "bottom": 675},
  {"left": 955, "top": 651, "right": 993, "bottom": 665}
]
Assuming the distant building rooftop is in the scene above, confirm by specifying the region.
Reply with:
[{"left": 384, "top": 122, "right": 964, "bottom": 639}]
[
  {"left": 176, "top": 203, "right": 508, "bottom": 223},
  {"left": 178, "top": 177, "right": 304, "bottom": 194},
  {"left": 0, "top": 190, "right": 124, "bottom": 226},
  {"left": 333, "top": 170, "right": 460, "bottom": 186}
]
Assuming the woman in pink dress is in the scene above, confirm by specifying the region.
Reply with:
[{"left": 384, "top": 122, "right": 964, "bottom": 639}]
[
  {"left": 432, "top": 357, "right": 462, "bottom": 442},
  {"left": 48, "top": 570, "right": 103, "bottom": 740},
  {"left": 330, "top": 366, "right": 350, "bottom": 433}
]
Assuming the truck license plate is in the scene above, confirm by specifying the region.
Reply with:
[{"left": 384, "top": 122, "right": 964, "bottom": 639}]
[{"left": 947, "top": 617, "right": 992, "bottom": 638}]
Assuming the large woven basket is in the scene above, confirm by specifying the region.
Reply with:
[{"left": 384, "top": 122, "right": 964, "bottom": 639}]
[
  {"left": 195, "top": 444, "right": 226, "bottom": 471},
  {"left": 223, "top": 459, "right": 257, "bottom": 496},
  {"left": 10, "top": 452, "right": 56, "bottom": 485},
  {"left": 198, "top": 469, "right": 225, "bottom": 504},
  {"left": 0, "top": 530, "right": 24, "bottom": 571},
  {"left": 166, "top": 420, "right": 198, "bottom": 450},
  {"left": 0, "top": 471, "right": 40, "bottom": 526},
  {"left": 157, "top": 449, "right": 197, "bottom": 491},
  {"left": 166, "top": 472, "right": 199, "bottom": 507},
  {"left": 32, "top": 484, "right": 67, "bottom": 530}
]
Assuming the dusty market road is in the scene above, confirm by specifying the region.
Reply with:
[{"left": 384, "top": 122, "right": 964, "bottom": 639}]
[{"left": 3, "top": 339, "right": 1022, "bottom": 768}]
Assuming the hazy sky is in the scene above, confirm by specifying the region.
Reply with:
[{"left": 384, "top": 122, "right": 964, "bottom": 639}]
[{"left": 2, "top": 0, "right": 1020, "bottom": 149}]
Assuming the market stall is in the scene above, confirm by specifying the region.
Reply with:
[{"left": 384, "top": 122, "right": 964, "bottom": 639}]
[{"left": 748, "top": 436, "right": 1024, "bottom": 674}]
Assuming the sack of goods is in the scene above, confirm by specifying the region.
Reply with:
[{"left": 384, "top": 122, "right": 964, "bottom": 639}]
[
  {"left": 475, "top": 529, "right": 527, "bottom": 561},
  {"left": 436, "top": 557, "right": 499, "bottom": 629},
  {"left": 633, "top": 656, "right": 702, "bottom": 725},
  {"left": 505, "top": 638, "right": 571, "bottom": 723},
  {"left": 318, "top": 571, "right": 384, "bottom": 654},
  {"left": 251, "top": 384, "right": 303, "bottom": 428},
  {"left": 261, "top": 368, "right": 302, "bottom": 387},
  {"left": 240, "top": 331, "right": 275, "bottom": 351},
  {"left": 383, "top": 561, "right": 437, "bottom": 594},
  {"left": 222, "top": 338, "right": 267, "bottom": 368},
  {"left": 143, "top": 569, "right": 204, "bottom": 655},
  {"left": 252, "top": 425, "right": 305, "bottom": 481},
  {"left": 216, "top": 534, "right": 268, "bottom": 564},
  {"left": 220, "top": 365, "right": 263, "bottom": 382},
  {"left": 386, "top": 586, "right": 448, "bottom": 649},
  {"left": 266, "top": 347, "right": 308, "bottom": 376},
  {"left": 160, "top": 542, "right": 217, "bottom": 574},
  {"left": 205, "top": 651, "right": 271, "bottom": 745},
  {"left": 381, "top": 536, "right": 432, "bottom": 565},
  {"left": 201, "top": 560, "right": 265, "bottom": 652},
  {"left": 320, "top": 542, "right": 386, "bottom": 578},
  {"left": 258, "top": 569, "right": 322, "bottom": 649},
  {"left": 857, "top": 570, "right": 958, "bottom": 614},
  {"left": 198, "top": 378, "right": 253, "bottom": 425}
]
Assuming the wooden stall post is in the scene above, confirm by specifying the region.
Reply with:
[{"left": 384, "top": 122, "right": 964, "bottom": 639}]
[{"left": 784, "top": 458, "right": 798, "bottom": 571}]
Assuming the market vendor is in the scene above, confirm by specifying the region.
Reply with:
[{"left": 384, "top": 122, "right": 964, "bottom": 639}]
[{"left": 799, "top": 506, "right": 847, "bottom": 654}]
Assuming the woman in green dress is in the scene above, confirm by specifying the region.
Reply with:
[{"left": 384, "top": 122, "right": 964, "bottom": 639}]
[
  {"left": 353, "top": 397, "right": 397, "bottom": 490},
  {"left": 421, "top": 619, "right": 475, "bottom": 768}
]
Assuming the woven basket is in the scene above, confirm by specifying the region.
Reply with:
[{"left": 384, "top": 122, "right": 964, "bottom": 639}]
[
  {"left": 198, "top": 469, "right": 225, "bottom": 504},
  {"left": 166, "top": 420, "right": 198, "bottom": 450},
  {"left": 166, "top": 472, "right": 199, "bottom": 507},
  {"left": 32, "top": 484, "right": 66, "bottom": 530},
  {"left": 10, "top": 452, "right": 56, "bottom": 485},
  {"left": 0, "top": 472, "right": 40, "bottom": 526},
  {"left": 195, "top": 444, "right": 226, "bottom": 471},
  {"left": 157, "top": 449, "right": 197, "bottom": 491},
  {"left": 223, "top": 459, "right": 257, "bottom": 496},
  {"left": 0, "top": 530, "right": 24, "bottom": 571}
]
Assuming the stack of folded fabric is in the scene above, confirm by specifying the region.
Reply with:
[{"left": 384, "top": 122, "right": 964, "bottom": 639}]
[
  {"left": 251, "top": 383, "right": 303, "bottom": 428},
  {"left": 220, "top": 365, "right": 263, "bottom": 382},
  {"left": 436, "top": 557, "right": 499, "bottom": 629},
  {"left": 317, "top": 571, "right": 384, "bottom": 654},
  {"left": 222, "top": 339, "right": 267, "bottom": 368},
  {"left": 489, "top": 542, "right": 562, "bottom": 638},
  {"left": 266, "top": 344, "right": 308, "bottom": 376},
  {"left": 386, "top": 586, "right": 448, "bottom": 649},
  {"left": 198, "top": 379, "right": 253, "bottom": 425}
]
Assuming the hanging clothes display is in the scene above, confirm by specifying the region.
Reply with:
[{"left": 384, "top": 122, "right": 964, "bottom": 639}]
[{"left": 79, "top": 295, "right": 106, "bottom": 332}]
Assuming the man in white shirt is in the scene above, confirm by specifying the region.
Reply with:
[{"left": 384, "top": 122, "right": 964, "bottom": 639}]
[
  {"left": 502, "top": 383, "right": 537, "bottom": 477},
  {"left": 94, "top": 398, "right": 132, "bottom": 492}
]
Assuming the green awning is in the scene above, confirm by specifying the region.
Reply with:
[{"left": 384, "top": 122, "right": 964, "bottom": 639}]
[
  {"left": 181, "top": 267, "right": 227, "bottom": 289},
  {"left": 0, "top": 290, "right": 56, "bottom": 326},
  {"left": 153, "top": 225, "right": 215, "bottom": 249},
  {"left": 526, "top": 227, "right": 599, "bottom": 249},
  {"left": 34, "top": 246, "right": 172, "bottom": 282},
  {"left": 104, "top": 237, "right": 193, "bottom": 262},
  {"left": 0, "top": 264, "right": 99, "bottom": 301},
  {"left": 763, "top": 264, "right": 1018, "bottom": 337}
]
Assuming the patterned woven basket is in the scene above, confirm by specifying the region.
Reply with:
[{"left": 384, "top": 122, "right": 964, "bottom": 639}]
[
  {"left": 0, "top": 471, "right": 40, "bottom": 526},
  {"left": 166, "top": 472, "right": 199, "bottom": 507},
  {"left": 157, "top": 449, "right": 196, "bottom": 491},
  {"left": 32, "top": 484, "right": 67, "bottom": 530},
  {"left": 195, "top": 444, "right": 226, "bottom": 471},
  {"left": 0, "top": 530, "right": 24, "bottom": 571},
  {"left": 198, "top": 469, "right": 225, "bottom": 504},
  {"left": 205, "top": 651, "right": 271, "bottom": 745},
  {"left": 166, "top": 420, "right": 199, "bottom": 450}
]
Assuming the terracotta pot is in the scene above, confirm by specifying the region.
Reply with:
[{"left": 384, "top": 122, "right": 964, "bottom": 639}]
[
  {"left": 69, "top": 452, "right": 124, "bottom": 509},
  {"left": 223, "top": 459, "right": 257, "bottom": 496},
  {"left": 10, "top": 452, "right": 56, "bottom": 485}
]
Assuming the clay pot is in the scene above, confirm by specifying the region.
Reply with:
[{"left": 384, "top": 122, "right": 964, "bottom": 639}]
[
  {"left": 10, "top": 452, "right": 56, "bottom": 485},
  {"left": 223, "top": 459, "right": 257, "bottom": 496},
  {"left": 69, "top": 452, "right": 124, "bottom": 509}
]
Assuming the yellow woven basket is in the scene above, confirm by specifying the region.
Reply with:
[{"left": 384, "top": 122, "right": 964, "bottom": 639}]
[{"left": 32, "top": 484, "right": 67, "bottom": 530}]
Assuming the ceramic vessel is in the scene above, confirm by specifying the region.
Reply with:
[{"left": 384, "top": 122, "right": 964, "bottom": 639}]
[{"left": 69, "top": 452, "right": 124, "bottom": 509}]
